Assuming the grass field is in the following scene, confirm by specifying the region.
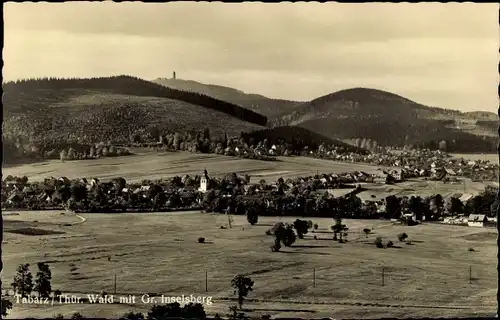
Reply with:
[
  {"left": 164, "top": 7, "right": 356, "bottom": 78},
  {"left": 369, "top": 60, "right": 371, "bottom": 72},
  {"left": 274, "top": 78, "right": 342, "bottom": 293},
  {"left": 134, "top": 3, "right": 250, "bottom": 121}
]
[
  {"left": 2, "top": 151, "right": 389, "bottom": 184},
  {"left": 2, "top": 211, "right": 497, "bottom": 319},
  {"left": 450, "top": 153, "right": 498, "bottom": 163}
]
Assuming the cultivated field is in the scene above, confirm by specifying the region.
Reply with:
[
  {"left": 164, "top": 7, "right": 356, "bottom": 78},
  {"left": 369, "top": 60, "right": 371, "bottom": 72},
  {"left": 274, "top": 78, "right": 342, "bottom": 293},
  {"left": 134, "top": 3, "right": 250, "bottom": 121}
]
[
  {"left": 2, "top": 151, "right": 388, "bottom": 183},
  {"left": 2, "top": 211, "right": 497, "bottom": 319}
]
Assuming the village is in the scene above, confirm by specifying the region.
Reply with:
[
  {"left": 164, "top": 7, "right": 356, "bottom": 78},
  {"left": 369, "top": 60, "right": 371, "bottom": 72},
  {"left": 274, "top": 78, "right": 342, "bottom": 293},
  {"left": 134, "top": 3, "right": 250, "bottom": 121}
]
[{"left": 2, "top": 156, "right": 497, "bottom": 229}]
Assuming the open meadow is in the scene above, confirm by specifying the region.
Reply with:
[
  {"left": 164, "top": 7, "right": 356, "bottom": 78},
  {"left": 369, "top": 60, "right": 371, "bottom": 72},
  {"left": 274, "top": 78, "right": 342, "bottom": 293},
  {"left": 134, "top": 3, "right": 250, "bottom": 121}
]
[
  {"left": 450, "top": 153, "right": 498, "bottom": 163},
  {"left": 2, "top": 211, "right": 497, "bottom": 319},
  {"left": 3, "top": 151, "right": 388, "bottom": 183}
]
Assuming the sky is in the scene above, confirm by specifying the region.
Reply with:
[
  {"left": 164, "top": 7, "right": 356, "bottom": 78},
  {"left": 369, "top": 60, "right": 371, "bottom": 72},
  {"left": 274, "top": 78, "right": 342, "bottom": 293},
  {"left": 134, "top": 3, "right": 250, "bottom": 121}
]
[{"left": 4, "top": 2, "right": 499, "bottom": 112}]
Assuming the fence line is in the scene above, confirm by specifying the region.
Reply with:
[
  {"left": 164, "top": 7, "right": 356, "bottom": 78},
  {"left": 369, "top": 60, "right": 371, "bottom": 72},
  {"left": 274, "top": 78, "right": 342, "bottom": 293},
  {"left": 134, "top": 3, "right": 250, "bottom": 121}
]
[{"left": 3, "top": 265, "right": 493, "bottom": 298}]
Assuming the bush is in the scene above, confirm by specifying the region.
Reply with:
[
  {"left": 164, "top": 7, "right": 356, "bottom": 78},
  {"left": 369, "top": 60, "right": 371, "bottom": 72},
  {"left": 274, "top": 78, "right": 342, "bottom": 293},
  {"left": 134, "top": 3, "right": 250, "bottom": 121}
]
[
  {"left": 375, "top": 236, "right": 383, "bottom": 248},
  {"left": 54, "top": 289, "right": 62, "bottom": 298},
  {"left": 468, "top": 247, "right": 475, "bottom": 252},
  {"left": 313, "top": 223, "right": 319, "bottom": 230},
  {"left": 71, "top": 313, "right": 84, "bottom": 320},
  {"left": 198, "top": 237, "right": 205, "bottom": 243},
  {"left": 387, "top": 241, "right": 394, "bottom": 248},
  {"left": 397, "top": 233, "right": 408, "bottom": 242},
  {"left": 119, "top": 312, "right": 144, "bottom": 320},
  {"left": 265, "top": 230, "right": 272, "bottom": 235},
  {"left": 54, "top": 314, "right": 64, "bottom": 320}
]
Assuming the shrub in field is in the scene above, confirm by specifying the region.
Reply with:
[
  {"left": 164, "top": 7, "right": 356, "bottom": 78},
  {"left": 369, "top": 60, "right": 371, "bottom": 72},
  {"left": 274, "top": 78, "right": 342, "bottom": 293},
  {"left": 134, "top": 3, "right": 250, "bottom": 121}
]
[
  {"left": 293, "top": 219, "right": 310, "bottom": 239},
  {"left": 375, "top": 236, "right": 384, "bottom": 248},
  {"left": 53, "top": 289, "right": 62, "bottom": 299},
  {"left": 54, "top": 314, "right": 64, "bottom": 320},
  {"left": 246, "top": 210, "right": 258, "bottom": 225},
  {"left": 71, "top": 313, "right": 84, "bottom": 320},
  {"left": 271, "top": 237, "right": 281, "bottom": 252},
  {"left": 468, "top": 247, "right": 475, "bottom": 252},
  {"left": 265, "top": 229, "right": 272, "bottom": 235},
  {"left": 387, "top": 241, "right": 394, "bottom": 248},
  {"left": 119, "top": 312, "right": 144, "bottom": 320},
  {"left": 198, "top": 237, "right": 205, "bottom": 243},
  {"left": 398, "top": 233, "right": 408, "bottom": 242},
  {"left": 313, "top": 223, "right": 319, "bottom": 230},
  {"left": 363, "top": 228, "right": 371, "bottom": 237}
]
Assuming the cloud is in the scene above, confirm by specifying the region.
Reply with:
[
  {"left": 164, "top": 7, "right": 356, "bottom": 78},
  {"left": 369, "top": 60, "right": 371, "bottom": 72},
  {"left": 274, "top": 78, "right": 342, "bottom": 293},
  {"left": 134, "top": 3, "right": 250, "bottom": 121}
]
[{"left": 3, "top": 2, "right": 498, "bottom": 112}]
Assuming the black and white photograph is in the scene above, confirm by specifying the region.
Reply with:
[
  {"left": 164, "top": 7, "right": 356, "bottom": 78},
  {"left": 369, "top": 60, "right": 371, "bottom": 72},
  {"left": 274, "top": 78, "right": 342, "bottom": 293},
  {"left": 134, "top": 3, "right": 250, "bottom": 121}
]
[{"left": 1, "top": 2, "right": 498, "bottom": 319}]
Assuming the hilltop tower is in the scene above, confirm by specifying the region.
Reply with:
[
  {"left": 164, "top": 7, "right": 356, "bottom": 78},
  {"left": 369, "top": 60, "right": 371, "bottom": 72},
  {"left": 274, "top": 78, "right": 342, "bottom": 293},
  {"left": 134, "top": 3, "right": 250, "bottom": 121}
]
[{"left": 173, "top": 71, "right": 176, "bottom": 80}]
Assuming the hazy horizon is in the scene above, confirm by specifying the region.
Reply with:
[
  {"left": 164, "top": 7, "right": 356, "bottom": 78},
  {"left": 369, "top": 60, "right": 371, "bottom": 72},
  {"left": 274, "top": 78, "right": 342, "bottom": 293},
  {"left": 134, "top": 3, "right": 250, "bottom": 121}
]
[{"left": 4, "top": 2, "right": 498, "bottom": 112}]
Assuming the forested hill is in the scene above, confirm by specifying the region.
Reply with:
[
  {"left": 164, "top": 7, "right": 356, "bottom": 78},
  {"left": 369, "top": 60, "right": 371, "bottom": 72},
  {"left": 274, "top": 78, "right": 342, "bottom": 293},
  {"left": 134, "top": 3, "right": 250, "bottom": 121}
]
[
  {"left": 2, "top": 76, "right": 269, "bottom": 162},
  {"left": 153, "top": 77, "right": 302, "bottom": 118},
  {"left": 3, "top": 76, "right": 267, "bottom": 126},
  {"left": 271, "top": 87, "right": 497, "bottom": 153}
]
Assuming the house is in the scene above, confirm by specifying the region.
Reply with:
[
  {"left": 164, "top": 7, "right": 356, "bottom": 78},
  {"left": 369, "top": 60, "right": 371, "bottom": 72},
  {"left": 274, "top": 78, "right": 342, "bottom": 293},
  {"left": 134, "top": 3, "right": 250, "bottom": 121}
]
[
  {"left": 444, "top": 168, "right": 456, "bottom": 176},
  {"left": 90, "top": 178, "right": 100, "bottom": 187},
  {"left": 392, "top": 170, "right": 403, "bottom": 181},
  {"left": 7, "top": 192, "right": 24, "bottom": 205},
  {"left": 459, "top": 193, "right": 473, "bottom": 203},
  {"left": 467, "top": 214, "right": 487, "bottom": 227},
  {"left": 402, "top": 212, "right": 416, "bottom": 221}
]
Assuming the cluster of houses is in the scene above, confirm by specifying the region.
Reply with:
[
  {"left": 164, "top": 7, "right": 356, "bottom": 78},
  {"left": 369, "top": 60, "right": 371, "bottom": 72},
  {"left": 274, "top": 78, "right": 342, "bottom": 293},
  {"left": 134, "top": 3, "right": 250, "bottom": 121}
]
[
  {"left": 237, "top": 142, "right": 498, "bottom": 182},
  {"left": 442, "top": 214, "right": 496, "bottom": 228},
  {"left": 2, "top": 168, "right": 496, "bottom": 228}
]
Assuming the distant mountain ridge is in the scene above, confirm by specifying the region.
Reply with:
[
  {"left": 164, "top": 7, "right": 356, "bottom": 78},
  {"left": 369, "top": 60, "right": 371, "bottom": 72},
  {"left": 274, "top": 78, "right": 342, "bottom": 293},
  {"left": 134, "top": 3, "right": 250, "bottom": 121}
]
[{"left": 153, "top": 77, "right": 302, "bottom": 118}]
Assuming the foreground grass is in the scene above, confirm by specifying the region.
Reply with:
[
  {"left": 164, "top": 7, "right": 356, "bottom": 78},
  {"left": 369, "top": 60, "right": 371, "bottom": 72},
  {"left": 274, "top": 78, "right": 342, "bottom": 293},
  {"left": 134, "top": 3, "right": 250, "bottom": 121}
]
[{"left": 2, "top": 211, "right": 497, "bottom": 319}]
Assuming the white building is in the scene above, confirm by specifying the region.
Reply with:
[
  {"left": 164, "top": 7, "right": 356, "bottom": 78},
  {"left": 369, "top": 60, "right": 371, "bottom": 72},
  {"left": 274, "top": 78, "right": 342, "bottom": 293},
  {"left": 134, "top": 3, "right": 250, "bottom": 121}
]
[
  {"left": 467, "top": 214, "right": 487, "bottom": 227},
  {"left": 199, "top": 169, "right": 210, "bottom": 193}
]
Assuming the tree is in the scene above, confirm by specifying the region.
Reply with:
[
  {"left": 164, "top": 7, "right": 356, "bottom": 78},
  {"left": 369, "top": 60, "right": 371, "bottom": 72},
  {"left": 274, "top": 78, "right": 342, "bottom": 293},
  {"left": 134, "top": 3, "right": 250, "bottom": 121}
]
[
  {"left": 1, "top": 297, "right": 13, "bottom": 318},
  {"left": 331, "top": 217, "right": 348, "bottom": 241},
  {"left": 231, "top": 275, "right": 254, "bottom": 309},
  {"left": 374, "top": 236, "right": 383, "bottom": 248},
  {"left": 398, "top": 233, "right": 408, "bottom": 242},
  {"left": 59, "top": 149, "right": 67, "bottom": 161},
  {"left": 385, "top": 195, "right": 401, "bottom": 219},
  {"left": 430, "top": 194, "right": 444, "bottom": 219},
  {"left": 147, "top": 303, "right": 183, "bottom": 319},
  {"left": 34, "top": 262, "right": 52, "bottom": 298},
  {"left": 293, "top": 219, "right": 310, "bottom": 239},
  {"left": 363, "top": 228, "right": 371, "bottom": 238},
  {"left": 447, "top": 197, "right": 464, "bottom": 215},
  {"left": 119, "top": 312, "right": 144, "bottom": 320},
  {"left": 11, "top": 263, "right": 33, "bottom": 298},
  {"left": 438, "top": 140, "right": 447, "bottom": 151},
  {"left": 246, "top": 208, "right": 258, "bottom": 225},
  {"left": 182, "top": 303, "right": 207, "bottom": 319}
]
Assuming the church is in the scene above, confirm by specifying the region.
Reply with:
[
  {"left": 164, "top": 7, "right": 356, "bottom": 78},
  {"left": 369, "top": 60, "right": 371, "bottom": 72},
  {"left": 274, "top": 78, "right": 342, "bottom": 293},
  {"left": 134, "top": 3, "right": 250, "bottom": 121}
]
[{"left": 198, "top": 169, "right": 210, "bottom": 193}]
